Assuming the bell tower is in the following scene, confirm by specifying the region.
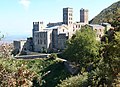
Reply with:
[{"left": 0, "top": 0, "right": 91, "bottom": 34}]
[{"left": 63, "top": 7, "right": 73, "bottom": 26}]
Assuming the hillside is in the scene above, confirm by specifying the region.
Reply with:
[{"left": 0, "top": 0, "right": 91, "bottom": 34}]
[
  {"left": 90, "top": 1, "right": 120, "bottom": 24},
  {"left": 0, "top": 58, "right": 70, "bottom": 87}
]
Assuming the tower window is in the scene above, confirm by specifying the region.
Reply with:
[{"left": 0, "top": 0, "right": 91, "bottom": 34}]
[
  {"left": 40, "top": 40, "right": 42, "bottom": 44},
  {"left": 38, "top": 40, "right": 39, "bottom": 44},
  {"left": 44, "top": 40, "right": 46, "bottom": 44},
  {"left": 40, "top": 33, "right": 42, "bottom": 38},
  {"left": 44, "top": 33, "right": 45, "bottom": 38},
  {"left": 63, "top": 29, "right": 64, "bottom": 32}
]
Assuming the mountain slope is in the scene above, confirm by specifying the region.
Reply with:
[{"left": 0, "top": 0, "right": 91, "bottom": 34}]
[{"left": 90, "top": 1, "right": 120, "bottom": 24}]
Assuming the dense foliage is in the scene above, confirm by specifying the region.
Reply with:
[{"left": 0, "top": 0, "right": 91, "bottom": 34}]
[
  {"left": 63, "top": 26, "right": 100, "bottom": 68},
  {"left": 57, "top": 72, "right": 88, "bottom": 87},
  {"left": 0, "top": 58, "right": 70, "bottom": 87},
  {"left": 111, "top": 16, "right": 120, "bottom": 31},
  {"left": 101, "top": 31, "right": 120, "bottom": 72},
  {"left": 59, "top": 23, "right": 120, "bottom": 86}
]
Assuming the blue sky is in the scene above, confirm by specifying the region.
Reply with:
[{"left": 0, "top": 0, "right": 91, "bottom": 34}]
[{"left": 0, "top": 0, "right": 119, "bottom": 41}]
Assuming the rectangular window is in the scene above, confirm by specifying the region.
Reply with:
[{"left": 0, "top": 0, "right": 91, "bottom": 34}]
[
  {"left": 44, "top": 33, "right": 46, "bottom": 38},
  {"left": 40, "top": 33, "right": 42, "bottom": 38},
  {"left": 63, "top": 29, "right": 64, "bottom": 32},
  {"left": 38, "top": 40, "right": 39, "bottom": 44},
  {"left": 37, "top": 33, "right": 39, "bottom": 37},
  {"left": 44, "top": 40, "right": 46, "bottom": 44},
  {"left": 39, "top": 40, "right": 42, "bottom": 44},
  {"left": 69, "top": 13, "right": 71, "bottom": 16}
]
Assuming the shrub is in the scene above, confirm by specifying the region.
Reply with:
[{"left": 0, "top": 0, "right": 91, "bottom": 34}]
[
  {"left": 0, "top": 64, "right": 36, "bottom": 87},
  {"left": 57, "top": 72, "right": 88, "bottom": 87},
  {"left": 0, "top": 43, "right": 13, "bottom": 58}
]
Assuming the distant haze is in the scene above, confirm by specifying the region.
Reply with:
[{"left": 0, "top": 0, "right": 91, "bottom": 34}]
[{"left": 1, "top": 34, "right": 31, "bottom": 43}]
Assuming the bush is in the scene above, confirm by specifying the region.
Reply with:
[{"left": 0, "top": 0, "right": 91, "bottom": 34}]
[
  {"left": 0, "top": 63, "right": 36, "bottom": 87},
  {"left": 0, "top": 58, "right": 69, "bottom": 87},
  {"left": 57, "top": 72, "right": 88, "bottom": 87}
]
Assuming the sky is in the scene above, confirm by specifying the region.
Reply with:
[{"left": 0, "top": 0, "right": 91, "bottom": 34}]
[{"left": 0, "top": 0, "right": 119, "bottom": 41}]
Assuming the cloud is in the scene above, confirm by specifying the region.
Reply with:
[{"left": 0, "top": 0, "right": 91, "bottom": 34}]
[{"left": 19, "top": 0, "right": 30, "bottom": 10}]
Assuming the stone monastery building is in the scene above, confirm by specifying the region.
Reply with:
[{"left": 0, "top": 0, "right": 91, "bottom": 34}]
[{"left": 14, "top": 7, "right": 111, "bottom": 53}]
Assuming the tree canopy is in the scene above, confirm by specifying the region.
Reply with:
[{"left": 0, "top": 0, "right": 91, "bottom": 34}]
[{"left": 63, "top": 26, "right": 100, "bottom": 66}]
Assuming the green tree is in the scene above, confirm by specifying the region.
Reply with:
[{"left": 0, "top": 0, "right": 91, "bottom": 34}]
[
  {"left": 94, "top": 31, "right": 120, "bottom": 86},
  {"left": 101, "top": 31, "right": 120, "bottom": 74},
  {"left": 111, "top": 16, "right": 120, "bottom": 31},
  {"left": 63, "top": 26, "right": 100, "bottom": 67}
]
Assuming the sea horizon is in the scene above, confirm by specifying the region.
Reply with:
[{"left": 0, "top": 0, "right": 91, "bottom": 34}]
[{"left": 0, "top": 34, "right": 31, "bottom": 44}]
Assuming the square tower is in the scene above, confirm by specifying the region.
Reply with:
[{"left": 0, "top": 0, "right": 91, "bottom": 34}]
[
  {"left": 33, "top": 22, "right": 39, "bottom": 32},
  {"left": 32, "top": 22, "right": 39, "bottom": 38},
  {"left": 80, "top": 8, "right": 88, "bottom": 24},
  {"left": 32, "top": 22, "right": 44, "bottom": 37},
  {"left": 63, "top": 7, "right": 73, "bottom": 25}
]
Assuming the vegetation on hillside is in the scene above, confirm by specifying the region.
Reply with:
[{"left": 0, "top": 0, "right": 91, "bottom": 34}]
[
  {"left": 57, "top": 72, "right": 88, "bottom": 87},
  {"left": 59, "top": 24, "right": 120, "bottom": 86},
  {"left": 0, "top": 25, "right": 120, "bottom": 86},
  {"left": 0, "top": 58, "right": 70, "bottom": 87},
  {"left": 90, "top": 1, "right": 120, "bottom": 24}
]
